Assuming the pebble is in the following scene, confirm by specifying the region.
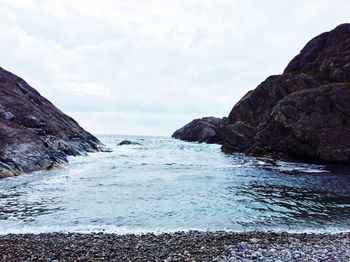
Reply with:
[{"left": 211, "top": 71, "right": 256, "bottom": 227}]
[
  {"left": 250, "top": 238, "right": 260, "bottom": 244},
  {"left": 238, "top": 241, "right": 250, "bottom": 250},
  {"left": 0, "top": 231, "right": 348, "bottom": 261}
]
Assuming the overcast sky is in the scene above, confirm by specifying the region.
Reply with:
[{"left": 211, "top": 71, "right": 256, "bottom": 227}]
[{"left": 0, "top": 0, "right": 349, "bottom": 136}]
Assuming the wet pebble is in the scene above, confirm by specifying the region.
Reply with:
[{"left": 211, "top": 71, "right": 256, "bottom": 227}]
[{"left": 0, "top": 231, "right": 348, "bottom": 261}]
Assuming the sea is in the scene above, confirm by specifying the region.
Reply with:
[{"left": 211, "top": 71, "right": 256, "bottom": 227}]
[{"left": 0, "top": 135, "right": 349, "bottom": 234}]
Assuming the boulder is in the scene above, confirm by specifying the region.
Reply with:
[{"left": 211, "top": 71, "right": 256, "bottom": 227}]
[
  {"left": 117, "top": 140, "right": 142, "bottom": 146},
  {"left": 172, "top": 117, "right": 227, "bottom": 144},
  {"left": 0, "top": 67, "right": 107, "bottom": 178}
]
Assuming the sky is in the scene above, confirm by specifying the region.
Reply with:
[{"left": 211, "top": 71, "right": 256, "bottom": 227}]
[{"left": 0, "top": 0, "right": 349, "bottom": 136}]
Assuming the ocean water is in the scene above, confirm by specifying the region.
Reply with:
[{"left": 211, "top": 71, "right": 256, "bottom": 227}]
[{"left": 0, "top": 135, "right": 350, "bottom": 234}]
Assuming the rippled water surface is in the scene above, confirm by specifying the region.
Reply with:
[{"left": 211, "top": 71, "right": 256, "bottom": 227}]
[{"left": 1, "top": 135, "right": 350, "bottom": 234}]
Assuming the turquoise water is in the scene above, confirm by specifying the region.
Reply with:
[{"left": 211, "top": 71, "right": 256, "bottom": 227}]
[{"left": 0, "top": 135, "right": 349, "bottom": 234}]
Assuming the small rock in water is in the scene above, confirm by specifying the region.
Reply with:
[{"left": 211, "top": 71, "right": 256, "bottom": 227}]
[{"left": 117, "top": 140, "right": 142, "bottom": 146}]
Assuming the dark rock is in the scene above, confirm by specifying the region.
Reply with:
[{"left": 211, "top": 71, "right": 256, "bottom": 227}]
[
  {"left": 248, "top": 83, "right": 350, "bottom": 163},
  {"left": 0, "top": 67, "right": 107, "bottom": 178},
  {"left": 222, "top": 23, "right": 350, "bottom": 163},
  {"left": 284, "top": 23, "right": 350, "bottom": 82},
  {"left": 222, "top": 74, "right": 327, "bottom": 154},
  {"left": 172, "top": 117, "right": 227, "bottom": 144},
  {"left": 173, "top": 23, "right": 350, "bottom": 164},
  {"left": 227, "top": 74, "right": 327, "bottom": 126},
  {"left": 118, "top": 140, "right": 142, "bottom": 146}
]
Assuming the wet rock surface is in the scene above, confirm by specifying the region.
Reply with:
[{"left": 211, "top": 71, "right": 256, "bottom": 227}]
[
  {"left": 118, "top": 140, "right": 142, "bottom": 146},
  {"left": 0, "top": 231, "right": 349, "bottom": 261},
  {"left": 172, "top": 117, "right": 227, "bottom": 144},
  {"left": 0, "top": 67, "right": 106, "bottom": 178}
]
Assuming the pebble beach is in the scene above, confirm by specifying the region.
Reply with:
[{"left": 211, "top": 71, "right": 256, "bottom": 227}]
[{"left": 0, "top": 231, "right": 349, "bottom": 261}]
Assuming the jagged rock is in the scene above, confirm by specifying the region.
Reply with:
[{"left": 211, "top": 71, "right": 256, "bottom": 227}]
[
  {"left": 172, "top": 117, "right": 227, "bottom": 144},
  {"left": 284, "top": 24, "right": 350, "bottom": 82},
  {"left": 117, "top": 140, "right": 142, "bottom": 146},
  {"left": 222, "top": 23, "right": 350, "bottom": 163},
  {"left": 246, "top": 83, "right": 350, "bottom": 162},
  {"left": 0, "top": 67, "right": 107, "bottom": 178},
  {"left": 174, "top": 23, "right": 350, "bottom": 164},
  {"left": 222, "top": 74, "right": 327, "bottom": 154}
]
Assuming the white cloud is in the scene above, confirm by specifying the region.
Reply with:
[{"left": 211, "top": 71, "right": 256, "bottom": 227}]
[{"left": 0, "top": 0, "right": 349, "bottom": 135}]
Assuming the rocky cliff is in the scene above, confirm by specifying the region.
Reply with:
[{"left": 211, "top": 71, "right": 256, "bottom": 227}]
[
  {"left": 173, "top": 23, "right": 350, "bottom": 164},
  {"left": 0, "top": 67, "right": 106, "bottom": 178}
]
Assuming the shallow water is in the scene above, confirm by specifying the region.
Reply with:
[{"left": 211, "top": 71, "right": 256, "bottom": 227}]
[{"left": 0, "top": 135, "right": 349, "bottom": 234}]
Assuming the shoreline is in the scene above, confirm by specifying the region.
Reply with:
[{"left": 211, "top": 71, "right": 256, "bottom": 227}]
[
  {"left": 1, "top": 228, "right": 350, "bottom": 236},
  {"left": 1, "top": 231, "right": 349, "bottom": 261}
]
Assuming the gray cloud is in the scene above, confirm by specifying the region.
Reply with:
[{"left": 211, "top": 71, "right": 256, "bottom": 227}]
[{"left": 0, "top": 0, "right": 349, "bottom": 135}]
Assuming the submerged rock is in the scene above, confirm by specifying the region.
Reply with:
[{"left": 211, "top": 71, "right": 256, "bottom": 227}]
[
  {"left": 118, "top": 140, "right": 142, "bottom": 146},
  {"left": 0, "top": 67, "right": 107, "bottom": 178},
  {"left": 172, "top": 117, "right": 227, "bottom": 144}
]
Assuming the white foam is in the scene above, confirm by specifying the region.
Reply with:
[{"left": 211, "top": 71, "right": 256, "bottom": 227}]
[{"left": 0, "top": 224, "right": 348, "bottom": 235}]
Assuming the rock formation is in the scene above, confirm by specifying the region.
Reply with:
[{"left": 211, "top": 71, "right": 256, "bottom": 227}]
[
  {"left": 174, "top": 23, "right": 350, "bottom": 164},
  {"left": 172, "top": 117, "right": 227, "bottom": 144},
  {"left": 0, "top": 67, "right": 106, "bottom": 178}
]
